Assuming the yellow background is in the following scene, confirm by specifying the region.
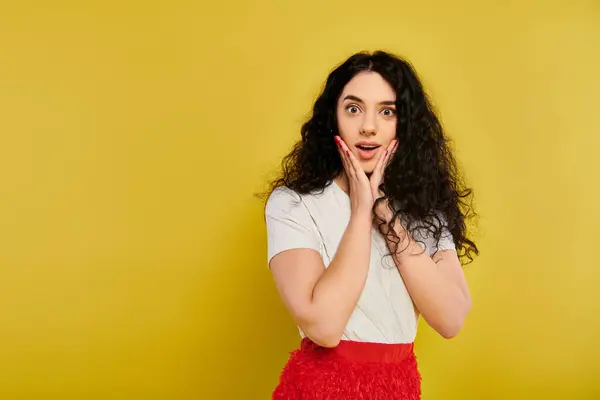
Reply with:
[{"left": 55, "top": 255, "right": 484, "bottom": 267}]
[{"left": 1, "top": 1, "right": 599, "bottom": 399}]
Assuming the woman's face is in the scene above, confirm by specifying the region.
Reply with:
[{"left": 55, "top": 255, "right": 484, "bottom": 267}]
[{"left": 336, "top": 71, "right": 397, "bottom": 174}]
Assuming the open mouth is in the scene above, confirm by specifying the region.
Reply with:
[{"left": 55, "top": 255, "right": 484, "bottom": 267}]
[
  {"left": 356, "top": 144, "right": 380, "bottom": 151},
  {"left": 355, "top": 143, "right": 381, "bottom": 160}
]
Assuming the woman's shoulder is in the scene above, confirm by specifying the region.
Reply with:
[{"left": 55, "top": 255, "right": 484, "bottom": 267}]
[
  {"left": 265, "top": 184, "right": 333, "bottom": 215},
  {"left": 265, "top": 186, "right": 301, "bottom": 210}
]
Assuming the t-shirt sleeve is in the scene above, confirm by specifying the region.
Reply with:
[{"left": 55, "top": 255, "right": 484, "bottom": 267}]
[
  {"left": 435, "top": 222, "right": 456, "bottom": 253},
  {"left": 265, "top": 188, "right": 321, "bottom": 265},
  {"left": 414, "top": 213, "right": 456, "bottom": 256}
]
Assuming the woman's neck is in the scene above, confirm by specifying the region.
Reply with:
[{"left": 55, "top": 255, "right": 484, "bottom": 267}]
[
  {"left": 333, "top": 173, "right": 349, "bottom": 194},
  {"left": 333, "top": 171, "right": 372, "bottom": 194}
]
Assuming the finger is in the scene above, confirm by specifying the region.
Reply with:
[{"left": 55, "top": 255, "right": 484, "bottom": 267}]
[
  {"left": 383, "top": 139, "right": 398, "bottom": 170},
  {"left": 370, "top": 152, "right": 387, "bottom": 194},
  {"left": 335, "top": 136, "right": 354, "bottom": 178},
  {"left": 334, "top": 136, "right": 351, "bottom": 175},
  {"left": 373, "top": 144, "right": 390, "bottom": 176},
  {"left": 391, "top": 139, "right": 399, "bottom": 158},
  {"left": 371, "top": 140, "right": 397, "bottom": 195},
  {"left": 340, "top": 140, "right": 364, "bottom": 178},
  {"left": 373, "top": 140, "right": 394, "bottom": 180}
]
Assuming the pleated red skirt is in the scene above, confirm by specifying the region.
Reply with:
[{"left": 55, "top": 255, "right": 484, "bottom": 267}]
[{"left": 272, "top": 338, "right": 421, "bottom": 399}]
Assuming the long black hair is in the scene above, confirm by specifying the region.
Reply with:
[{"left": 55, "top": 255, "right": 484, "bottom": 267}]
[{"left": 263, "top": 50, "right": 478, "bottom": 264}]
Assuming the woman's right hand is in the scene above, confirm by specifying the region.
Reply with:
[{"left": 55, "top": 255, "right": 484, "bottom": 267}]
[{"left": 334, "top": 136, "right": 374, "bottom": 219}]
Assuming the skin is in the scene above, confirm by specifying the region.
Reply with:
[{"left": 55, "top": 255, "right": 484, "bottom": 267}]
[
  {"left": 335, "top": 71, "right": 398, "bottom": 176},
  {"left": 269, "top": 72, "right": 471, "bottom": 347}
]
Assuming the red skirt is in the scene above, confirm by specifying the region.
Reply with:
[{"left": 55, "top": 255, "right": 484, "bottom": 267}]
[{"left": 272, "top": 338, "right": 421, "bottom": 399}]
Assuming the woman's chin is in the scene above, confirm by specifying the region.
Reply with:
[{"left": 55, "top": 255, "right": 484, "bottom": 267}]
[{"left": 360, "top": 162, "right": 376, "bottom": 175}]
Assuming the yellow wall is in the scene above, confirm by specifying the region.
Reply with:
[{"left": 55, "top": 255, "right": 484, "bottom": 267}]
[{"left": 1, "top": 1, "right": 598, "bottom": 398}]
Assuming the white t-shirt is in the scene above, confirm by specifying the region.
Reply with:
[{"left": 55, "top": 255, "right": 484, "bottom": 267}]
[{"left": 265, "top": 181, "right": 456, "bottom": 344}]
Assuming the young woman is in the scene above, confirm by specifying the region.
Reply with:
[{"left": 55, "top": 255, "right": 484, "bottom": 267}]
[{"left": 263, "top": 50, "right": 479, "bottom": 399}]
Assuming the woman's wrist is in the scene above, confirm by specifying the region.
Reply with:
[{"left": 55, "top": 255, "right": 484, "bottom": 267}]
[
  {"left": 374, "top": 203, "right": 426, "bottom": 259},
  {"left": 350, "top": 208, "right": 374, "bottom": 226},
  {"left": 374, "top": 198, "right": 394, "bottom": 224}
]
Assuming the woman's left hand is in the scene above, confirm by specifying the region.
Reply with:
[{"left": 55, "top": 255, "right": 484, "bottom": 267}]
[{"left": 370, "top": 139, "right": 398, "bottom": 222}]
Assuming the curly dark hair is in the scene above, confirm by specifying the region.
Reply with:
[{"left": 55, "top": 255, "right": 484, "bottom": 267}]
[{"left": 262, "top": 50, "right": 479, "bottom": 264}]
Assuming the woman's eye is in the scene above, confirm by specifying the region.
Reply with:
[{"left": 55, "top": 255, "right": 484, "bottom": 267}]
[
  {"left": 346, "top": 105, "right": 360, "bottom": 114},
  {"left": 382, "top": 108, "right": 396, "bottom": 117}
]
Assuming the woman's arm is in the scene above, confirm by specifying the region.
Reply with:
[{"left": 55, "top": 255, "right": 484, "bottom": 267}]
[
  {"left": 270, "top": 211, "right": 372, "bottom": 348},
  {"left": 269, "top": 137, "right": 381, "bottom": 347},
  {"left": 377, "top": 204, "right": 471, "bottom": 338}
]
